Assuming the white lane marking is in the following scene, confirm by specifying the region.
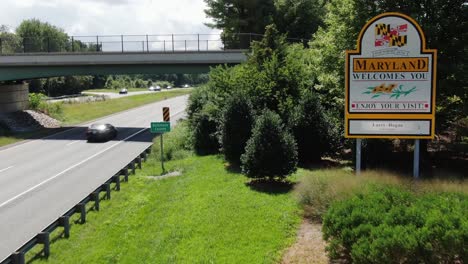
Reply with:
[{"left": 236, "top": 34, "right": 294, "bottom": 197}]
[
  {"left": 66, "top": 141, "right": 79, "bottom": 146},
  {"left": 0, "top": 166, "right": 13, "bottom": 173},
  {"left": 0, "top": 127, "right": 148, "bottom": 209}
]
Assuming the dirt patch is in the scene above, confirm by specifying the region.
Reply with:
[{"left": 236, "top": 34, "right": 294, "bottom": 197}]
[
  {"left": 147, "top": 170, "right": 183, "bottom": 180},
  {"left": 281, "top": 219, "right": 329, "bottom": 264}
]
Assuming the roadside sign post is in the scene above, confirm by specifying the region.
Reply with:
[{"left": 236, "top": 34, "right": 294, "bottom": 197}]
[
  {"left": 413, "top": 139, "right": 420, "bottom": 179},
  {"left": 151, "top": 108, "right": 171, "bottom": 174},
  {"left": 345, "top": 13, "right": 437, "bottom": 178},
  {"left": 356, "top": 139, "right": 362, "bottom": 175},
  {"left": 160, "top": 133, "right": 165, "bottom": 173}
]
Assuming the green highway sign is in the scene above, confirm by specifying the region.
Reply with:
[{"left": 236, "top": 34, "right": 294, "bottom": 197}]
[{"left": 151, "top": 122, "right": 171, "bottom": 133}]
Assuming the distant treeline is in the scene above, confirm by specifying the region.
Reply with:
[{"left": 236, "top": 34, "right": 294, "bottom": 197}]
[{"left": 27, "top": 74, "right": 208, "bottom": 97}]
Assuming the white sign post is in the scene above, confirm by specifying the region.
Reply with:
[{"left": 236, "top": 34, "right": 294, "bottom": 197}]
[{"left": 345, "top": 12, "right": 437, "bottom": 178}]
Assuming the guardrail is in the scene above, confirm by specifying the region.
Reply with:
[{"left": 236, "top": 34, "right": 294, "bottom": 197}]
[
  {"left": 0, "top": 147, "right": 152, "bottom": 264},
  {"left": 0, "top": 33, "right": 305, "bottom": 54}
]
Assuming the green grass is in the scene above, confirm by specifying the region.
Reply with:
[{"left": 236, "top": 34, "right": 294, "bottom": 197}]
[
  {"left": 56, "top": 90, "right": 190, "bottom": 125},
  {"left": 32, "top": 155, "right": 301, "bottom": 264},
  {"left": 83, "top": 88, "right": 149, "bottom": 93}
]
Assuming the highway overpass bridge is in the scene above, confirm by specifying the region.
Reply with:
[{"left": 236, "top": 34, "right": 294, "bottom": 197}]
[
  {"left": 0, "top": 33, "right": 253, "bottom": 112},
  {"left": 0, "top": 50, "right": 247, "bottom": 81}
]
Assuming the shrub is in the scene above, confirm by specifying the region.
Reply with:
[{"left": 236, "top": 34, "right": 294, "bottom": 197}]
[
  {"left": 39, "top": 101, "right": 64, "bottom": 120},
  {"left": 289, "top": 90, "right": 338, "bottom": 163},
  {"left": 323, "top": 187, "right": 468, "bottom": 263},
  {"left": 29, "top": 93, "right": 46, "bottom": 110},
  {"left": 191, "top": 106, "right": 220, "bottom": 155},
  {"left": 220, "top": 93, "right": 254, "bottom": 164},
  {"left": 241, "top": 110, "right": 297, "bottom": 179},
  {"left": 187, "top": 86, "right": 212, "bottom": 120}
]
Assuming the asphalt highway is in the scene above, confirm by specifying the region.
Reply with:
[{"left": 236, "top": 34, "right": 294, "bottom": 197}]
[{"left": 0, "top": 95, "right": 188, "bottom": 262}]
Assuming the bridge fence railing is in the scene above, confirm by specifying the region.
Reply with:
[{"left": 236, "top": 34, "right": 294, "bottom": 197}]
[{"left": 0, "top": 33, "right": 305, "bottom": 54}]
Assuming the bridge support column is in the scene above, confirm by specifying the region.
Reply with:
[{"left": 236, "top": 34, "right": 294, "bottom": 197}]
[{"left": 0, "top": 82, "right": 29, "bottom": 113}]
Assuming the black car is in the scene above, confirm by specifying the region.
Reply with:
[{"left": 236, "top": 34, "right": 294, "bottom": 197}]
[
  {"left": 86, "top": 123, "right": 118, "bottom": 142},
  {"left": 119, "top": 88, "right": 128, "bottom": 94}
]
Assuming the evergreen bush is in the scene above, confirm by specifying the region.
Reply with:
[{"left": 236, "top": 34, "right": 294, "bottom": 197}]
[
  {"left": 241, "top": 110, "right": 297, "bottom": 179},
  {"left": 220, "top": 93, "right": 254, "bottom": 164},
  {"left": 289, "top": 90, "right": 338, "bottom": 163},
  {"left": 192, "top": 107, "right": 220, "bottom": 155}
]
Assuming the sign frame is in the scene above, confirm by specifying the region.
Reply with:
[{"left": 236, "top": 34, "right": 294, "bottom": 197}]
[{"left": 345, "top": 12, "right": 437, "bottom": 139}]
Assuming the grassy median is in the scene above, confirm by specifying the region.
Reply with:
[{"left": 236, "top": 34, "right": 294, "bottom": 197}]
[
  {"left": 56, "top": 90, "right": 190, "bottom": 125},
  {"left": 82, "top": 88, "right": 149, "bottom": 93}
]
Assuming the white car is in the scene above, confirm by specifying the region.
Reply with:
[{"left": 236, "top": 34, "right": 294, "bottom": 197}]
[
  {"left": 166, "top": 85, "right": 172, "bottom": 89},
  {"left": 183, "top": 84, "right": 190, "bottom": 88}
]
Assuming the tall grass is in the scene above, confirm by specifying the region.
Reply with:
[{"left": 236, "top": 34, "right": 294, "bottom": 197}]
[
  {"left": 151, "top": 120, "right": 193, "bottom": 162},
  {"left": 295, "top": 169, "right": 467, "bottom": 220}
]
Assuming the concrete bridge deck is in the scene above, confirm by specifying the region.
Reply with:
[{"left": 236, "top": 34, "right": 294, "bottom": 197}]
[{"left": 0, "top": 50, "right": 248, "bottom": 81}]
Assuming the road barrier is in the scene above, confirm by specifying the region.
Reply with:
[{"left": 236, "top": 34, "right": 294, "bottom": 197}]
[{"left": 0, "top": 147, "right": 152, "bottom": 264}]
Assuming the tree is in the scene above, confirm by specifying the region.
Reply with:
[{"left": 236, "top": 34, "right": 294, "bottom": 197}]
[
  {"left": 241, "top": 110, "right": 298, "bottom": 179},
  {"left": 274, "top": 0, "right": 326, "bottom": 43},
  {"left": 16, "top": 19, "right": 69, "bottom": 52},
  {"left": 204, "top": 0, "right": 275, "bottom": 48},
  {"left": 0, "top": 25, "right": 21, "bottom": 53}
]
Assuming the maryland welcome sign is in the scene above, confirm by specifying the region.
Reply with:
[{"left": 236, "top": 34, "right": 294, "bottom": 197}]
[{"left": 345, "top": 12, "right": 437, "bottom": 139}]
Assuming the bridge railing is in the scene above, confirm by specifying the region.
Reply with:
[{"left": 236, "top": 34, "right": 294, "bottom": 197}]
[{"left": 0, "top": 33, "right": 305, "bottom": 54}]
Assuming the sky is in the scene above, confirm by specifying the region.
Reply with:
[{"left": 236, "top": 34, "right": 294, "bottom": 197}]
[{"left": 0, "top": 0, "right": 220, "bottom": 36}]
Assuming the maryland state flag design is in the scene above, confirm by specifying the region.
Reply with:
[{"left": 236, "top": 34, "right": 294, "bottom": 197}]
[{"left": 375, "top": 23, "right": 408, "bottom": 47}]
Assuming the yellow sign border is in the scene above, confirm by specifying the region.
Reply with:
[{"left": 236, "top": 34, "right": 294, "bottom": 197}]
[{"left": 345, "top": 12, "right": 437, "bottom": 139}]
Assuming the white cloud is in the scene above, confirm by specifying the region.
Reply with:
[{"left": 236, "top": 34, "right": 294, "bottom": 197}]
[{"left": 0, "top": 0, "right": 220, "bottom": 36}]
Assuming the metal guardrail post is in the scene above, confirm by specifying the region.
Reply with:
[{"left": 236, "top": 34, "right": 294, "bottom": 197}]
[
  {"left": 114, "top": 174, "right": 121, "bottom": 191},
  {"left": 172, "top": 34, "right": 174, "bottom": 52},
  {"left": 185, "top": 40, "right": 187, "bottom": 51},
  {"left": 0, "top": 38, "right": 2, "bottom": 54},
  {"left": 142, "top": 41, "right": 144, "bottom": 52},
  {"left": 91, "top": 192, "right": 99, "bottom": 211},
  {"left": 137, "top": 157, "right": 142, "bottom": 169},
  {"left": 206, "top": 40, "right": 208, "bottom": 50},
  {"left": 146, "top": 34, "right": 149, "bottom": 52},
  {"left": 96, "top": 36, "right": 99, "bottom": 52},
  {"left": 102, "top": 183, "right": 111, "bottom": 199},
  {"left": 197, "top": 34, "right": 200, "bottom": 51},
  {"left": 58, "top": 216, "right": 70, "bottom": 238},
  {"left": 23, "top": 38, "right": 26, "bottom": 53},
  {"left": 123, "top": 168, "right": 129, "bottom": 181},
  {"left": 71, "top": 36, "right": 74, "bottom": 52},
  {"left": 163, "top": 40, "right": 166, "bottom": 52},
  {"left": 47, "top": 37, "right": 50, "bottom": 52},
  {"left": 37, "top": 232, "right": 50, "bottom": 258},
  {"left": 121, "top": 35, "right": 124, "bottom": 52},
  {"left": 76, "top": 203, "right": 86, "bottom": 223},
  {"left": 12, "top": 252, "right": 25, "bottom": 264}
]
